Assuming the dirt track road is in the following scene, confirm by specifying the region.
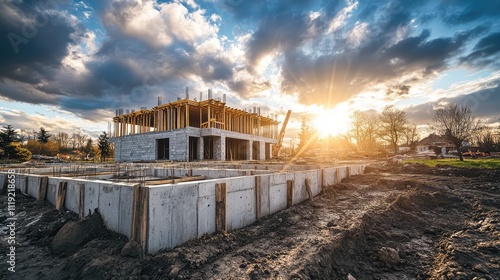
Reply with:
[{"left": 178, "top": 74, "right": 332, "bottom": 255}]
[{"left": 1, "top": 162, "right": 499, "bottom": 279}]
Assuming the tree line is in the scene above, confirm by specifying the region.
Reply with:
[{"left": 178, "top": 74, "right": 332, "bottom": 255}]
[
  {"left": 296, "top": 103, "right": 499, "bottom": 161},
  {"left": 0, "top": 126, "right": 113, "bottom": 162}
]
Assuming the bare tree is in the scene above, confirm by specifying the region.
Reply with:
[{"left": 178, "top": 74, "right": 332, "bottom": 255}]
[
  {"left": 402, "top": 123, "right": 419, "bottom": 147},
  {"left": 346, "top": 111, "right": 379, "bottom": 152},
  {"left": 378, "top": 106, "right": 408, "bottom": 153},
  {"left": 55, "top": 132, "right": 69, "bottom": 149},
  {"left": 432, "top": 104, "right": 482, "bottom": 161}
]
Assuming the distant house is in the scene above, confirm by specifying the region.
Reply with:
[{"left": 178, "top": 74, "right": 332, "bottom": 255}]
[{"left": 416, "top": 133, "right": 455, "bottom": 155}]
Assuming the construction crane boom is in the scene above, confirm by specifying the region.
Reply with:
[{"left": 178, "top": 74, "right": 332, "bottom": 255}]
[{"left": 272, "top": 110, "right": 292, "bottom": 158}]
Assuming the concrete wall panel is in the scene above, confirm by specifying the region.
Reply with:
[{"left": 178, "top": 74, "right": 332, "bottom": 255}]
[
  {"left": 98, "top": 184, "right": 122, "bottom": 234},
  {"left": 26, "top": 175, "right": 42, "bottom": 198},
  {"left": 118, "top": 184, "right": 134, "bottom": 239},
  {"left": 148, "top": 183, "right": 199, "bottom": 254},
  {"left": 269, "top": 173, "right": 287, "bottom": 214},
  {"left": 46, "top": 178, "right": 62, "bottom": 206},
  {"left": 197, "top": 181, "right": 216, "bottom": 237},
  {"left": 226, "top": 186, "right": 256, "bottom": 231},
  {"left": 292, "top": 172, "right": 307, "bottom": 204},
  {"left": 84, "top": 182, "right": 100, "bottom": 215},
  {"left": 258, "top": 175, "right": 271, "bottom": 218},
  {"left": 64, "top": 180, "right": 81, "bottom": 214}
]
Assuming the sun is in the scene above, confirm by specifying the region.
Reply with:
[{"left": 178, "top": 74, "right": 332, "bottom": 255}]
[{"left": 312, "top": 108, "right": 351, "bottom": 138}]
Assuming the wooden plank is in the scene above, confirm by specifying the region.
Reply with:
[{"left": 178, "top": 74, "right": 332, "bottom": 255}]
[
  {"left": 145, "top": 175, "right": 205, "bottom": 186},
  {"left": 215, "top": 183, "right": 227, "bottom": 233},
  {"left": 78, "top": 183, "right": 85, "bottom": 219},
  {"left": 321, "top": 169, "right": 326, "bottom": 194},
  {"left": 130, "top": 184, "right": 140, "bottom": 241},
  {"left": 24, "top": 177, "right": 28, "bottom": 194},
  {"left": 1, "top": 174, "right": 7, "bottom": 194},
  {"left": 255, "top": 176, "right": 262, "bottom": 220},
  {"left": 305, "top": 178, "right": 313, "bottom": 201},
  {"left": 56, "top": 181, "right": 67, "bottom": 211},
  {"left": 140, "top": 186, "right": 149, "bottom": 253},
  {"left": 38, "top": 176, "right": 48, "bottom": 202},
  {"left": 286, "top": 180, "right": 294, "bottom": 208}
]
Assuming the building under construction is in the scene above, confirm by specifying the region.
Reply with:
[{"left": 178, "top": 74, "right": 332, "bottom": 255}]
[{"left": 112, "top": 90, "right": 279, "bottom": 162}]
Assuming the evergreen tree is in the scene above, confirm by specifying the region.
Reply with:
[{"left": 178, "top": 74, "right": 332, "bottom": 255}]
[
  {"left": 84, "top": 138, "right": 94, "bottom": 160},
  {"left": 0, "top": 125, "right": 18, "bottom": 149},
  {"left": 37, "top": 127, "right": 51, "bottom": 143},
  {"left": 98, "top": 132, "right": 111, "bottom": 162}
]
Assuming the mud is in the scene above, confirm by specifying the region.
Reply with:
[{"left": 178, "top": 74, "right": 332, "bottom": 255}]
[{"left": 1, "top": 162, "right": 499, "bottom": 280}]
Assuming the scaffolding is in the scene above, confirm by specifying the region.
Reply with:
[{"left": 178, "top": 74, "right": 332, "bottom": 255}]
[{"left": 112, "top": 98, "right": 279, "bottom": 139}]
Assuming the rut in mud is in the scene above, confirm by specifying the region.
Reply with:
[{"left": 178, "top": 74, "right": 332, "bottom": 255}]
[{"left": 1, "top": 162, "right": 499, "bottom": 279}]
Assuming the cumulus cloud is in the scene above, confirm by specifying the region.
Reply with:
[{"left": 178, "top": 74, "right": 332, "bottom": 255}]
[{"left": 0, "top": 0, "right": 499, "bottom": 129}]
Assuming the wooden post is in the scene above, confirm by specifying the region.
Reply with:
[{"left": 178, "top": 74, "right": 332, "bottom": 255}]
[
  {"left": 321, "top": 169, "right": 326, "bottom": 194},
  {"left": 1, "top": 174, "right": 7, "bottom": 194},
  {"left": 56, "top": 181, "right": 67, "bottom": 211},
  {"left": 305, "top": 178, "right": 313, "bottom": 201},
  {"left": 347, "top": 166, "right": 351, "bottom": 178},
  {"left": 131, "top": 184, "right": 149, "bottom": 253},
  {"left": 38, "top": 176, "right": 48, "bottom": 202},
  {"left": 79, "top": 183, "right": 85, "bottom": 219},
  {"left": 255, "top": 176, "right": 261, "bottom": 220},
  {"left": 215, "top": 183, "right": 227, "bottom": 233},
  {"left": 286, "top": 180, "right": 294, "bottom": 208},
  {"left": 24, "top": 177, "right": 28, "bottom": 194}
]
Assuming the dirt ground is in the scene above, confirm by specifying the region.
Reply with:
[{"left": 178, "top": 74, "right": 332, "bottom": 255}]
[{"left": 1, "top": 162, "right": 499, "bottom": 280}]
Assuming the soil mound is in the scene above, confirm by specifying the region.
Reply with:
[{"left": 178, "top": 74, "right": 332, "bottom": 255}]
[{"left": 51, "top": 212, "right": 106, "bottom": 256}]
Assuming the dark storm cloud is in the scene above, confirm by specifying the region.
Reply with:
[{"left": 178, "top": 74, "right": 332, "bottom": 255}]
[
  {"left": 440, "top": 0, "right": 500, "bottom": 24},
  {"left": 460, "top": 32, "right": 500, "bottom": 67},
  {"left": 0, "top": 0, "right": 80, "bottom": 103},
  {"left": 405, "top": 83, "right": 500, "bottom": 125},
  {"left": 232, "top": 0, "right": 495, "bottom": 107}
]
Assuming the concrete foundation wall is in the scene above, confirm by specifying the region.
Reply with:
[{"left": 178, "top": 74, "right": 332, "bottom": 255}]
[
  {"left": 1, "top": 163, "right": 366, "bottom": 255},
  {"left": 1, "top": 172, "right": 135, "bottom": 239},
  {"left": 148, "top": 183, "right": 199, "bottom": 252}
]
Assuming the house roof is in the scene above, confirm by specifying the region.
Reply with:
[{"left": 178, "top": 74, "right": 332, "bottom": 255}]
[{"left": 416, "top": 133, "right": 453, "bottom": 146}]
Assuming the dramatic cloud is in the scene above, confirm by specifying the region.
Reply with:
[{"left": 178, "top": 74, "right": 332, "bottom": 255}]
[{"left": 0, "top": 0, "right": 499, "bottom": 134}]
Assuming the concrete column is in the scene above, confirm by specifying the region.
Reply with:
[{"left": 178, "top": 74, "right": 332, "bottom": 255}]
[
  {"left": 213, "top": 136, "right": 225, "bottom": 160},
  {"left": 247, "top": 140, "right": 252, "bottom": 160},
  {"left": 197, "top": 137, "right": 204, "bottom": 160},
  {"left": 259, "top": 141, "right": 265, "bottom": 160}
]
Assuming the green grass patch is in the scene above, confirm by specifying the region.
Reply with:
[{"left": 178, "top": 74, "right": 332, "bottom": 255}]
[{"left": 403, "top": 158, "right": 500, "bottom": 169}]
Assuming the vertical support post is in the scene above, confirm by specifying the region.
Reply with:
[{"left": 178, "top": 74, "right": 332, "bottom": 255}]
[
  {"left": 38, "top": 176, "right": 48, "bottom": 202},
  {"left": 78, "top": 183, "right": 85, "bottom": 219},
  {"left": 286, "top": 179, "right": 294, "bottom": 208},
  {"left": 305, "top": 178, "right": 313, "bottom": 201},
  {"left": 131, "top": 185, "right": 149, "bottom": 253},
  {"left": 347, "top": 166, "right": 351, "bottom": 178},
  {"left": 56, "top": 181, "right": 67, "bottom": 211},
  {"left": 321, "top": 169, "right": 326, "bottom": 194},
  {"left": 255, "top": 176, "right": 261, "bottom": 220},
  {"left": 215, "top": 183, "right": 227, "bottom": 233},
  {"left": 23, "top": 176, "right": 28, "bottom": 194}
]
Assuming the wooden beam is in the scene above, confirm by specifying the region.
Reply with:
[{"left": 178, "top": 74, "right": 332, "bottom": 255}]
[
  {"left": 56, "top": 181, "right": 67, "bottom": 211},
  {"left": 38, "top": 176, "right": 48, "bottom": 202},
  {"left": 79, "top": 183, "right": 85, "bottom": 219},
  {"left": 144, "top": 175, "right": 205, "bottom": 186},
  {"left": 305, "top": 178, "right": 313, "bottom": 201},
  {"left": 131, "top": 185, "right": 149, "bottom": 253},
  {"left": 215, "top": 183, "right": 227, "bottom": 233},
  {"left": 286, "top": 179, "right": 294, "bottom": 208}
]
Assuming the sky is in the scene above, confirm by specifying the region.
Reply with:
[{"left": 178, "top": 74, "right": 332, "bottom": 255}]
[{"left": 0, "top": 0, "right": 499, "bottom": 142}]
